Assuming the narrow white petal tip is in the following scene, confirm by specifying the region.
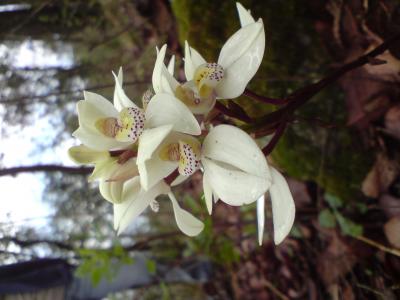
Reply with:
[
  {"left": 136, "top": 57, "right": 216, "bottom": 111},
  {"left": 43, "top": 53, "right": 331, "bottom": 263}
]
[
  {"left": 257, "top": 194, "right": 265, "bottom": 246},
  {"left": 269, "top": 167, "right": 296, "bottom": 245},
  {"left": 203, "top": 175, "right": 213, "bottom": 215}
]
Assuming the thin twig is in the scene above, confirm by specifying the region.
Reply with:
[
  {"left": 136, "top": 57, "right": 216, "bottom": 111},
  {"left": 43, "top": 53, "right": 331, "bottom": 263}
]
[
  {"left": 263, "top": 279, "right": 290, "bottom": 300},
  {"left": 353, "top": 235, "right": 400, "bottom": 258}
]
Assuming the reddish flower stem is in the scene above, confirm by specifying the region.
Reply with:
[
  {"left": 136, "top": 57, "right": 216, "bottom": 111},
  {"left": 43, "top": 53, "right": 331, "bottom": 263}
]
[
  {"left": 262, "top": 122, "right": 287, "bottom": 156},
  {"left": 164, "top": 168, "right": 180, "bottom": 186},
  {"left": 214, "top": 101, "right": 252, "bottom": 123},
  {"left": 243, "top": 88, "right": 287, "bottom": 105}
]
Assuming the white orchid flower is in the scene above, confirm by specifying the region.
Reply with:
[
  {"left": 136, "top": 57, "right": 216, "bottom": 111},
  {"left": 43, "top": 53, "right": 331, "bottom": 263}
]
[
  {"left": 68, "top": 144, "right": 139, "bottom": 203},
  {"left": 70, "top": 67, "right": 200, "bottom": 201},
  {"left": 152, "top": 3, "right": 265, "bottom": 114},
  {"left": 113, "top": 177, "right": 204, "bottom": 236},
  {"left": 257, "top": 167, "right": 296, "bottom": 245},
  {"left": 73, "top": 68, "right": 200, "bottom": 151},
  {"left": 137, "top": 123, "right": 272, "bottom": 211},
  {"left": 201, "top": 125, "right": 271, "bottom": 212},
  {"left": 137, "top": 124, "right": 202, "bottom": 191}
]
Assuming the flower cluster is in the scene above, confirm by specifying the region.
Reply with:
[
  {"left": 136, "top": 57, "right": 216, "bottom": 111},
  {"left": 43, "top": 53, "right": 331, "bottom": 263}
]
[{"left": 68, "top": 3, "right": 295, "bottom": 245}]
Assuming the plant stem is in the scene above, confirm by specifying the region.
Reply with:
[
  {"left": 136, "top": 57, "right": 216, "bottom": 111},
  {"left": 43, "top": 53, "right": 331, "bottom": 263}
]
[
  {"left": 247, "top": 33, "right": 400, "bottom": 155},
  {"left": 243, "top": 88, "right": 287, "bottom": 105},
  {"left": 253, "top": 33, "right": 400, "bottom": 129},
  {"left": 262, "top": 122, "right": 287, "bottom": 155},
  {"left": 215, "top": 101, "right": 252, "bottom": 123}
]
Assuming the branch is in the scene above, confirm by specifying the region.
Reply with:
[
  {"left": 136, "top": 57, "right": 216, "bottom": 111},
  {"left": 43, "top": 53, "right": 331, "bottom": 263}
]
[
  {"left": 0, "top": 164, "right": 93, "bottom": 176},
  {"left": 0, "top": 236, "right": 74, "bottom": 251},
  {"left": 0, "top": 80, "right": 150, "bottom": 104},
  {"left": 243, "top": 88, "right": 287, "bottom": 105},
  {"left": 262, "top": 122, "right": 287, "bottom": 155},
  {"left": 215, "top": 101, "right": 252, "bottom": 123},
  {"left": 253, "top": 33, "right": 400, "bottom": 129}
]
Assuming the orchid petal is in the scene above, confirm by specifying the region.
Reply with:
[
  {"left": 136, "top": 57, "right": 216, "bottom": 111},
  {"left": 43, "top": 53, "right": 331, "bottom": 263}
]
[
  {"left": 269, "top": 167, "right": 295, "bottom": 245},
  {"left": 68, "top": 145, "right": 109, "bottom": 164},
  {"left": 171, "top": 174, "right": 189, "bottom": 187},
  {"left": 114, "top": 178, "right": 170, "bottom": 234},
  {"left": 74, "top": 100, "right": 129, "bottom": 151},
  {"left": 168, "top": 192, "right": 204, "bottom": 236},
  {"left": 257, "top": 194, "right": 265, "bottom": 245},
  {"left": 178, "top": 140, "right": 200, "bottom": 176},
  {"left": 167, "top": 55, "right": 175, "bottom": 75},
  {"left": 202, "top": 158, "right": 269, "bottom": 206},
  {"left": 110, "top": 181, "right": 124, "bottom": 203},
  {"left": 202, "top": 125, "right": 271, "bottom": 180},
  {"left": 152, "top": 45, "right": 164, "bottom": 93},
  {"left": 99, "top": 181, "right": 113, "bottom": 203},
  {"left": 77, "top": 99, "right": 116, "bottom": 131},
  {"left": 83, "top": 91, "right": 117, "bottom": 117},
  {"left": 72, "top": 127, "right": 130, "bottom": 151},
  {"left": 216, "top": 21, "right": 265, "bottom": 99},
  {"left": 89, "top": 157, "right": 118, "bottom": 181},
  {"left": 137, "top": 125, "right": 175, "bottom": 190},
  {"left": 145, "top": 93, "right": 201, "bottom": 135},
  {"left": 202, "top": 173, "right": 213, "bottom": 215},
  {"left": 138, "top": 157, "right": 177, "bottom": 191},
  {"left": 236, "top": 2, "right": 255, "bottom": 27},
  {"left": 107, "top": 158, "right": 138, "bottom": 182},
  {"left": 114, "top": 107, "right": 145, "bottom": 143},
  {"left": 137, "top": 125, "right": 173, "bottom": 164},
  {"left": 113, "top": 67, "right": 124, "bottom": 111},
  {"left": 152, "top": 45, "right": 179, "bottom": 94},
  {"left": 184, "top": 41, "right": 206, "bottom": 81},
  {"left": 99, "top": 179, "right": 123, "bottom": 204},
  {"left": 174, "top": 81, "right": 216, "bottom": 115},
  {"left": 112, "top": 71, "right": 137, "bottom": 110}
]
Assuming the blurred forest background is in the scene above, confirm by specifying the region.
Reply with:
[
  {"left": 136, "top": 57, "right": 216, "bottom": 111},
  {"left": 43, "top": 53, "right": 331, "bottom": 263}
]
[{"left": 1, "top": 0, "right": 400, "bottom": 299}]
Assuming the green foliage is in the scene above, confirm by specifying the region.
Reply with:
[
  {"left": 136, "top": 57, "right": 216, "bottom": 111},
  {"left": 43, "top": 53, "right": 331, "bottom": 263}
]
[
  {"left": 325, "top": 193, "right": 344, "bottom": 209},
  {"left": 160, "top": 282, "right": 171, "bottom": 300},
  {"left": 146, "top": 259, "right": 157, "bottom": 275},
  {"left": 290, "top": 225, "right": 303, "bottom": 238},
  {"left": 187, "top": 215, "right": 239, "bottom": 267},
  {"left": 75, "top": 244, "right": 133, "bottom": 286},
  {"left": 319, "top": 193, "right": 364, "bottom": 237},
  {"left": 318, "top": 209, "right": 337, "bottom": 229},
  {"left": 334, "top": 211, "right": 364, "bottom": 237}
]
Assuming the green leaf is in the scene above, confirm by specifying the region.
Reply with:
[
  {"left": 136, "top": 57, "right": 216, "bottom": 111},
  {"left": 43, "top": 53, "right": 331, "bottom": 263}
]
[
  {"left": 160, "top": 282, "right": 171, "bottom": 300},
  {"left": 335, "top": 211, "right": 363, "bottom": 237},
  {"left": 91, "top": 268, "right": 103, "bottom": 286},
  {"left": 290, "top": 225, "right": 303, "bottom": 238},
  {"left": 355, "top": 203, "right": 368, "bottom": 214},
  {"left": 325, "top": 193, "right": 343, "bottom": 209},
  {"left": 318, "top": 209, "right": 336, "bottom": 228},
  {"left": 146, "top": 259, "right": 157, "bottom": 274}
]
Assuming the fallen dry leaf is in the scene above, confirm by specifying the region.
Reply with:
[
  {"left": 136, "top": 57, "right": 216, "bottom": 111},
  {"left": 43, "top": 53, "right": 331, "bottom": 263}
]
[
  {"left": 317, "top": 232, "right": 357, "bottom": 285},
  {"left": 384, "top": 217, "right": 400, "bottom": 248},
  {"left": 384, "top": 105, "right": 400, "bottom": 140},
  {"left": 361, "top": 154, "right": 399, "bottom": 198}
]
